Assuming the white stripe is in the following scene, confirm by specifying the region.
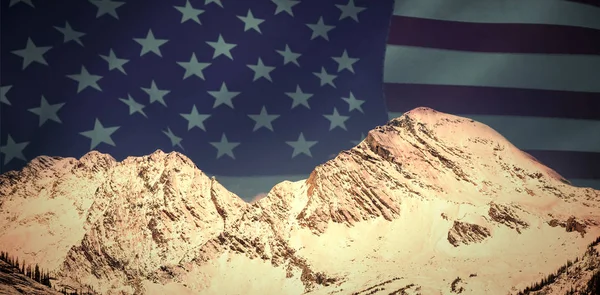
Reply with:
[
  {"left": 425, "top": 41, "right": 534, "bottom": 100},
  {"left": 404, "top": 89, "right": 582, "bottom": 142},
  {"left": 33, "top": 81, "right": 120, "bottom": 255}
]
[
  {"left": 388, "top": 112, "right": 600, "bottom": 153},
  {"left": 393, "top": 0, "right": 600, "bottom": 30},
  {"left": 214, "top": 174, "right": 600, "bottom": 202},
  {"left": 384, "top": 45, "right": 600, "bottom": 93}
]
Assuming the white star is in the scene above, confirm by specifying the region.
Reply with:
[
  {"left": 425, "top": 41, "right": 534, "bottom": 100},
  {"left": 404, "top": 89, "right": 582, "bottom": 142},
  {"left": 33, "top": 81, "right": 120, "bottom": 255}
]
[
  {"left": 341, "top": 92, "right": 365, "bottom": 113},
  {"left": 210, "top": 134, "right": 240, "bottom": 159},
  {"left": 9, "top": 0, "right": 34, "bottom": 7},
  {"left": 119, "top": 94, "right": 147, "bottom": 118},
  {"left": 99, "top": 49, "right": 129, "bottom": 75},
  {"left": 141, "top": 80, "right": 170, "bottom": 107},
  {"left": 276, "top": 44, "right": 301, "bottom": 66},
  {"left": 313, "top": 67, "right": 337, "bottom": 87},
  {"left": 205, "top": 0, "right": 223, "bottom": 8},
  {"left": 54, "top": 21, "right": 85, "bottom": 46},
  {"left": 208, "top": 82, "right": 240, "bottom": 109},
  {"left": 285, "top": 85, "right": 313, "bottom": 109},
  {"left": 247, "top": 58, "right": 275, "bottom": 82},
  {"left": 332, "top": 49, "right": 359, "bottom": 73},
  {"left": 133, "top": 29, "right": 168, "bottom": 57},
  {"left": 306, "top": 17, "right": 335, "bottom": 40},
  {"left": 286, "top": 133, "right": 317, "bottom": 158},
  {"left": 335, "top": 0, "right": 366, "bottom": 22},
  {"left": 323, "top": 107, "right": 350, "bottom": 131},
  {"left": 28, "top": 96, "right": 64, "bottom": 126},
  {"left": 206, "top": 34, "right": 237, "bottom": 60},
  {"left": 177, "top": 53, "right": 211, "bottom": 80},
  {"left": 180, "top": 105, "right": 210, "bottom": 131},
  {"left": 248, "top": 106, "right": 279, "bottom": 132},
  {"left": 67, "top": 66, "right": 102, "bottom": 93},
  {"left": 79, "top": 118, "right": 120, "bottom": 150},
  {"left": 11, "top": 38, "right": 51, "bottom": 70},
  {"left": 351, "top": 133, "right": 366, "bottom": 146},
  {"left": 0, "top": 135, "right": 28, "bottom": 165},
  {"left": 174, "top": 0, "right": 204, "bottom": 24},
  {"left": 163, "top": 127, "right": 184, "bottom": 150},
  {"left": 271, "top": 0, "right": 299, "bottom": 16},
  {"left": 1, "top": 85, "right": 12, "bottom": 105},
  {"left": 89, "top": 0, "right": 124, "bottom": 19},
  {"left": 238, "top": 9, "right": 265, "bottom": 33}
]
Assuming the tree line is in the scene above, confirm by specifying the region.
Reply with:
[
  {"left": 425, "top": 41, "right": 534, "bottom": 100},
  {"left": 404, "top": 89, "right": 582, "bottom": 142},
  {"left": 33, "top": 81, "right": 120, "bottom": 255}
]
[
  {"left": 518, "top": 235, "right": 600, "bottom": 295},
  {"left": 0, "top": 250, "right": 51, "bottom": 287},
  {"left": 0, "top": 250, "right": 96, "bottom": 295}
]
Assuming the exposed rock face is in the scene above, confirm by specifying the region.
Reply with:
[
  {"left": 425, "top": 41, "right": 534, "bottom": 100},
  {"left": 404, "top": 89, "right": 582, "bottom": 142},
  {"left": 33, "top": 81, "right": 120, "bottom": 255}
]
[
  {"left": 1, "top": 107, "right": 600, "bottom": 295},
  {"left": 57, "top": 151, "right": 248, "bottom": 293},
  {"left": 488, "top": 202, "right": 529, "bottom": 233},
  {"left": 548, "top": 216, "right": 589, "bottom": 237},
  {"left": 0, "top": 152, "right": 116, "bottom": 272},
  {"left": 0, "top": 150, "right": 249, "bottom": 294},
  {"left": 447, "top": 221, "right": 491, "bottom": 247}
]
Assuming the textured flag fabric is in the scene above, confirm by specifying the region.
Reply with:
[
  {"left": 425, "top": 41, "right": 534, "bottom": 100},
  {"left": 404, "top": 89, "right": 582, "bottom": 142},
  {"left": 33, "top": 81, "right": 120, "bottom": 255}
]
[
  {"left": 1, "top": 0, "right": 599, "bottom": 201},
  {"left": 385, "top": 0, "right": 600, "bottom": 190},
  {"left": 0, "top": 0, "right": 392, "bottom": 199}
]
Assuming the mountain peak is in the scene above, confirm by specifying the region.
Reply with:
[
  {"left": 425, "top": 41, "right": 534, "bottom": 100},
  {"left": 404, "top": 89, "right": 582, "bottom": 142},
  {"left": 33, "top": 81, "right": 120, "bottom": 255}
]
[
  {"left": 299, "top": 108, "right": 591, "bottom": 236},
  {"left": 397, "top": 106, "right": 440, "bottom": 119},
  {"left": 1, "top": 108, "right": 599, "bottom": 295}
]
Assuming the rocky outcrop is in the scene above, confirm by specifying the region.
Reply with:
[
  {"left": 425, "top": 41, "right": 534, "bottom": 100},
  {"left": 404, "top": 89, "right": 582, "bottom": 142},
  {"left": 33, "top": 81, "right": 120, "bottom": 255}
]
[
  {"left": 488, "top": 202, "right": 529, "bottom": 233},
  {"left": 548, "top": 216, "right": 588, "bottom": 237},
  {"left": 186, "top": 231, "right": 337, "bottom": 291},
  {"left": 447, "top": 221, "right": 491, "bottom": 247},
  {"left": 450, "top": 276, "right": 465, "bottom": 294}
]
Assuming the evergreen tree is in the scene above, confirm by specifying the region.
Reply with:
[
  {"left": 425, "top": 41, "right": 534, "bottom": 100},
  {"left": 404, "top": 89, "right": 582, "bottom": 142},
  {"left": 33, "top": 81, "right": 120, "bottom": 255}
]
[
  {"left": 45, "top": 272, "right": 51, "bottom": 287},
  {"left": 34, "top": 263, "right": 40, "bottom": 282}
]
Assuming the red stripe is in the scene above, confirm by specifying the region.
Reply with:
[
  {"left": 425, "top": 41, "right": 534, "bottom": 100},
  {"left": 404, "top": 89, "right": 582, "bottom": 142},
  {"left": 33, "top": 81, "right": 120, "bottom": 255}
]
[
  {"left": 384, "top": 83, "right": 600, "bottom": 120},
  {"left": 387, "top": 15, "right": 600, "bottom": 54}
]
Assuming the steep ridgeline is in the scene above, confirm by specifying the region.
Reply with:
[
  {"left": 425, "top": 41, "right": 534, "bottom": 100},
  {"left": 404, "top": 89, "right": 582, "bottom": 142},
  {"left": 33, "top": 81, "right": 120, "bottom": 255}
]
[
  {"left": 0, "top": 107, "right": 599, "bottom": 295},
  {"left": 57, "top": 151, "right": 248, "bottom": 294},
  {"left": 0, "top": 152, "right": 116, "bottom": 274},
  {"left": 0, "top": 150, "right": 248, "bottom": 294},
  {"left": 141, "top": 107, "right": 600, "bottom": 295}
]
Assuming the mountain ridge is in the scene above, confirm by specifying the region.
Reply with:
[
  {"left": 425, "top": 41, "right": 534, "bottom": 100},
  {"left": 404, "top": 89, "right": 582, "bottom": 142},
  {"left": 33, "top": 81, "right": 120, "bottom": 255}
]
[{"left": 0, "top": 107, "right": 599, "bottom": 294}]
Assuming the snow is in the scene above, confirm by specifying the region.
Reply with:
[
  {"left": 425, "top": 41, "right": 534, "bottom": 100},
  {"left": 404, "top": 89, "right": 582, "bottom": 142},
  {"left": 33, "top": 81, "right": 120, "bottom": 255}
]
[{"left": 1, "top": 107, "right": 599, "bottom": 294}]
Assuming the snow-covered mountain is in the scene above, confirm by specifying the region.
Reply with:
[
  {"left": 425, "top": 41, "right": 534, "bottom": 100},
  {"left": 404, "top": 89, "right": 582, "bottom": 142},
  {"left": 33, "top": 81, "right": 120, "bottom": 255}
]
[{"left": 1, "top": 107, "right": 598, "bottom": 294}]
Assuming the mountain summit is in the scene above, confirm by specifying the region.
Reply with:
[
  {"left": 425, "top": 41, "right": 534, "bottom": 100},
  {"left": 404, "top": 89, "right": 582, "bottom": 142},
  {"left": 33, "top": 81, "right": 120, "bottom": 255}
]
[{"left": 1, "top": 107, "right": 598, "bottom": 294}]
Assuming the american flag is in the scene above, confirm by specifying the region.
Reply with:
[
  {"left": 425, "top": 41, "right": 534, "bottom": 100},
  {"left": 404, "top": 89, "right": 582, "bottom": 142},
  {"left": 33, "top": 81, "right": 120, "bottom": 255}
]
[
  {"left": 385, "top": 0, "right": 600, "bottom": 191},
  {"left": 0, "top": 0, "right": 598, "bottom": 201}
]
